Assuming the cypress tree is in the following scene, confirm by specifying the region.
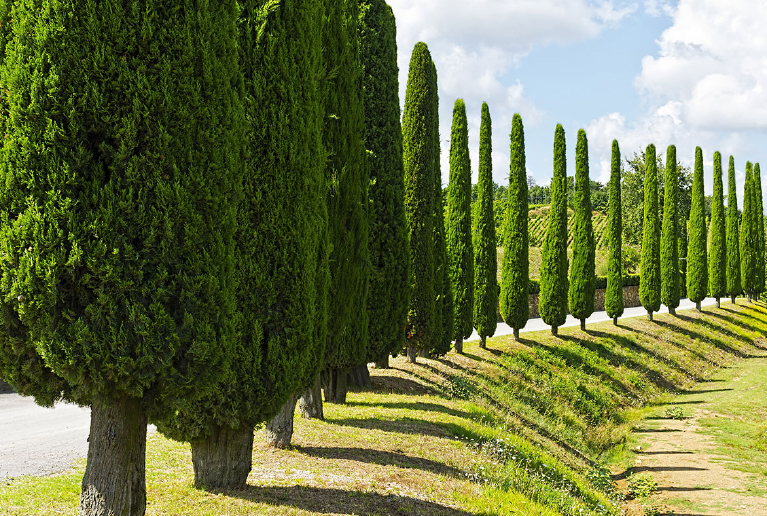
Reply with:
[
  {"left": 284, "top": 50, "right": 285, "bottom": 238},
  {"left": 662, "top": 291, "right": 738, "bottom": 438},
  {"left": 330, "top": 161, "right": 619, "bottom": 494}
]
[
  {"left": 432, "top": 61, "right": 454, "bottom": 357},
  {"left": 661, "top": 145, "right": 680, "bottom": 315},
  {"left": 359, "top": 0, "right": 409, "bottom": 369},
  {"left": 159, "top": 0, "right": 328, "bottom": 475},
  {"left": 709, "top": 151, "right": 726, "bottom": 307},
  {"left": 605, "top": 140, "right": 624, "bottom": 324},
  {"left": 639, "top": 144, "right": 661, "bottom": 320},
  {"left": 687, "top": 146, "right": 708, "bottom": 310},
  {"left": 473, "top": 103, "right": 498, "bottom": 348},
  {"left": 321, "top": 0, "right": 370, "bottom": 403},
  {"left": 741, "top": 162, "right": 757, "bottom": 300},
  {"left": 539, "top": 124, "right": 569, "bottom": 335},
  {"left": 446, "top": 99, "right": 474, "bottom": 353},
  {"left": 499, "top": 113, "right": 528, "bottom": 340},
  {"left": 402, "top": 42, "right": 437, "bottom": 362},
  {"left": 0, "top": 1, "right": 244, "bottom": 513},
  {"left": 726, "top": 155, "right": 741, "bottom": 303},
  {"left": 568, "top": 129, "right": 596, "bottom": 330},
  {"left": 754, "top": 163, "right": 765, "bottom": 296}
]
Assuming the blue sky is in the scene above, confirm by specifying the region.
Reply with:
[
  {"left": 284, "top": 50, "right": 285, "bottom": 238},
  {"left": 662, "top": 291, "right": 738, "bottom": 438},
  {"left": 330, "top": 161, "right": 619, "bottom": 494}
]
[{"left": 387, "top": 0, "right": 767, "bottom": 205}]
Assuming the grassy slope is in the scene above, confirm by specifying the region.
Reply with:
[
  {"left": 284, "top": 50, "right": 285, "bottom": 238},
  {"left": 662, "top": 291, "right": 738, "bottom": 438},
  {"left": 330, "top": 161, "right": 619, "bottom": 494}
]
[{"left": 2, "top": 303, "right": 766, "bottom": 515}]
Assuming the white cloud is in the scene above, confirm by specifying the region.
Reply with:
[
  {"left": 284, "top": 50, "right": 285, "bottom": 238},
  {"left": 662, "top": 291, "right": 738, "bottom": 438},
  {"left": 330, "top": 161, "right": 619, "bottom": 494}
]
[
  {"left": 636, "top": 0, "right": 767, "bottom": 130},
  {"left": 389, "top": 0, "right": 637, "bottom": 185},
  {"left": 644, "top": 0, "right": 675, "bottom": 17}
]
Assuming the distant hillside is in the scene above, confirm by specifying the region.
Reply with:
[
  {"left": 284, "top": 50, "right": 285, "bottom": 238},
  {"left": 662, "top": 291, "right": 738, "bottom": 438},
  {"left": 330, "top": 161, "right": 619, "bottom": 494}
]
[{"left": 528, "top": 205, "right": 609, "bottom": 249}]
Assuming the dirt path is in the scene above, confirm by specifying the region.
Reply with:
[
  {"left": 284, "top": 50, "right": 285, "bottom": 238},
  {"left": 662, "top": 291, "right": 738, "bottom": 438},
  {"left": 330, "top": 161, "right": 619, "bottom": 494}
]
[{"left": 625, "top": 354, "right": 767, "bottom": 516}]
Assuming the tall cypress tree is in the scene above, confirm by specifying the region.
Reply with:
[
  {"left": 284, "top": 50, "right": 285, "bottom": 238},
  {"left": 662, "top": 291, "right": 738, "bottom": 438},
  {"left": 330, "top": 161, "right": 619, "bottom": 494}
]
[
  {"left": 568, "top": 129, "right": 595, "bottom": 330},
  {"left": 473, "top": 103, "right": 498, "bottom": 348},
  {"left": 661, "top": 145, "right": 680, "bottom": 315},
  {"left": 709, "top": 151, "right": 726, "bottom": 307},
  {"left": 446, "top": 99, "right": 473, "bottom": 353},
  {"left": 359, "top": 0, "right": 409, "bottom": 369},
  {"left": 432, "top": 61, "right": 454, "bottom": 357},
  {"left": 159, "top": 0, "right": 328, "bottom": 478},
  {"left": 402, "top": 42, "right": 437, "bottom": 363},
  {"left": 754, "top": 163, "right": 765, "bottom": 296},
  {"left": 605, "top": 140, "right": 624, "bottom": 324},
  {"left": 318, "top": 0, "right": 369, "bottom": 405},
  {"left": 539, "top": 124, "right": 569, "bottom": 335},
  {"left": 687, "top": 146, "right": 708, "bottom": 310},
  {"left": 500, "top": 113, "right": 528, "bottom": 340},
  {"left": 741, "top": 162, "right": 757, "bottom": 301},
  {"left": 639, "top": 144, "right": 661, "bottom": 320},
  {"left": 726, "top": 155, "right": 741, "bottom": 303},
  {"left": 0, "top": 1, "right": 244, "bottom": 513}
]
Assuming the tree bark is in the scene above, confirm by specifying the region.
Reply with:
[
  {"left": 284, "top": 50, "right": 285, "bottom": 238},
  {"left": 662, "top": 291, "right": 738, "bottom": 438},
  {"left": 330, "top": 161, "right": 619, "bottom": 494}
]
[
  {"left": 551, "top": 325, "right": 558, "bottom": 336},
  {"left": 299, "top": 377, "right": 323, "bottom": 420},
  {"left": 647, "top": 311, "right": 653, "bottom": 321},
  {"left": 80, "top": 396, "right": 147, "bottom": 516},
  {"left": 696, "top": 301, "right": 701, "bottom": 311},
  {"left": 669, "top": 307, "right": 676, "bottom": 316},
  {"left": 191, "top": 424, "right": 253, "bottom": 490},
  {"left": 716, "top": 298, "right": 720, "bottom": 308},
  {"left": 513, "top": 329, "right": 519, "bottom": 341},
  {"left": 323, "top": 368, "right": 348, "bottom": 404},
  {"left": 374, "top": 355, "right": 389, "bottom": 369},
  {"left": 579, "top": 319, "right": 586, "bottom": 331},
  {"left": 347, "top": 364, "right": 371, "bottom": 389},
  {"left": 454, "top": 336, "right": 463, "bottom": 354},
  {"left": 407, "top": 344, "right": 417, "bottom": 363},
  {"left": 612, "top": 317, "right": 618, "bottom": 326},
  {"left": 265, "top": 394, "right": 297, "bottom": 449},
  {"left": 479, "top": 336, "right": 487, "bottom": 349},
  {"left": 731, "top": 295, "right": 736, "bottom": 304}
]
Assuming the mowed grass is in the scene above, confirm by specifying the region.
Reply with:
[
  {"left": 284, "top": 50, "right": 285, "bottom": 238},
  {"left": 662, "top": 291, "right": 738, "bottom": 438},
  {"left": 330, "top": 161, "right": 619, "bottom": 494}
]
[{"left": 2, "top": 303, "right": 766, "bottom": 515}]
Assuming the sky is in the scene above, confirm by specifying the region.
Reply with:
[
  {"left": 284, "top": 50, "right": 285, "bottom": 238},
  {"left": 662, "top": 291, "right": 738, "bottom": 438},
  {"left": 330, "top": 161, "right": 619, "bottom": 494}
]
[{"left": 386, "top": 0, "right": 767, "bottom": 206}]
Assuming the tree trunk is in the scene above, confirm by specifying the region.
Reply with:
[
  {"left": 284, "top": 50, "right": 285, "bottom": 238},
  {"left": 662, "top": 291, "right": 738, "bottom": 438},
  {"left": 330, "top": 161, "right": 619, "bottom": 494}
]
[
  {"left": 80, "top": 396, "right": 147, "bottom": 516},
  {"left": 647, "top": 311, "right": 653, "bottom": 321},
  {"left": 513, "top": 328, "right": 520, "bottom": 341},
  {"left": 696, "top": 301, "right": 701, "bottom": 311},
  {"left": 479, "top": 336, "right": 487, "bottom": 349},
  {"left": 191, "top": 424, "right": 253, "bottom": 490},
  {"left": 716, "top": 297, "right": 720, "bottom": 309},
  {"left": 374, "top": 355, "right": 389, "bottom": 369},
  {"left": 580, "top": 319, "right": 585, "bottom": 331},
  {"left": 731, "top": 295, "right": 736, "bottom": 304},
  {"left": 323, "top": 368, "right": 348, "bottom": 404},
  {"left": 454, "top": 336, "right": 463, "bottom": 354},
  {"left": 669, "top": 307, "right": 676, "bottom": 316},
  {"left": 613, "top": 317, "right": 618, "bottom": 326},
  {"left": 265, "top": 394, "right": 297, "bottom": 449},
  {"left": 407, "top": 344, "right": 417, "bottom": 363},
  {"left": 299, "top": 377, "right": 323, "bottom": 420},
  {"left": 551, "top": 325, "right": 558, "bottom": 336},
  {"left": 347, "top": 364, "right": 371, "bottom": 389}
]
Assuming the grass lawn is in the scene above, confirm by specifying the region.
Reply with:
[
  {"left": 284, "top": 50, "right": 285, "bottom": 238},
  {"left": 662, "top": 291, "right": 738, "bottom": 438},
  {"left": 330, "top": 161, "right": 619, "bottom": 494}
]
[{"left": 2, "top": 303, "right": 766, "bottom": 515}]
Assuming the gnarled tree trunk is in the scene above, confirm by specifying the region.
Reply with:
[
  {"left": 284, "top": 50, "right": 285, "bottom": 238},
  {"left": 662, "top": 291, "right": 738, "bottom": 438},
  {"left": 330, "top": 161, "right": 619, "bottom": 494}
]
[
  {"left": 715, "top": 297, "right": 720, "bottom": 308},
  {"left": 407, "top": 344, "right": 417, "bottom": 363},
  {"left": 479, "top": 336, "right": 487, "bottom": 348},
  {"left": 669, "top": 307, "right": 676, "bottom": 316},
  {"left": 265, "top": 394, "right": 297, "bottom": 449},
  {"left": 454, "top": 336, "right": 463, "bottom": 354},
  {"left": 612, "top": 317, "right": 618, "bottom": 325},
  {"left": 579, "top": 319, "right": 586, "bottom": 331},
  {"left": 323, "top": 368, "right": 348, "bottom": 404},
  {"left": 347, "top": 364, "right": 371, "bottom": 389},
  {"left": 80, "top": 396, "right": 147, "bottom": 516},
  {"left": 191, "top": 424, "right": 253, "bottom": 490},
  {"left": 551, "top": 325, "right": 558, "bottom": 336},
  {"left": 374, "top": 355, "right": 389, "bottom": 369},
  {"left": 647, "top": 310, "right": 653, "bottom": 321},
  {"left": 299, "top": 378, "right": 323, "bottom": 420},
  {"left": 696, "top": 301, "right": 701, "bottom": 311}
]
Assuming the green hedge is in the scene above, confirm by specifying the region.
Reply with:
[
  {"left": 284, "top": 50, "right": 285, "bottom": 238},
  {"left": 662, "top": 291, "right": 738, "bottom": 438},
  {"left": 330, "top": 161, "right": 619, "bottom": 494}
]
[{"left": 526, "top": 274, "right": 640, "bottom": 296}]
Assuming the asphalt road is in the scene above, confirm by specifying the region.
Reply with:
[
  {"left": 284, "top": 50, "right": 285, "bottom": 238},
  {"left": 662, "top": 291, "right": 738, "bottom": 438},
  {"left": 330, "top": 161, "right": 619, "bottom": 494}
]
[{"left": 0, "top": 296, "right": 719, "bottom": 480}]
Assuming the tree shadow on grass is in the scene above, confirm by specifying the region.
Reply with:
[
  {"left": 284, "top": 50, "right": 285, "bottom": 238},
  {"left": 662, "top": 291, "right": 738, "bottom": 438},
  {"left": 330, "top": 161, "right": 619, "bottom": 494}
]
[
  {"left": 325, "top": 414, "right": 459, "bottom": 440},
  {"left": 223, "top": 485, "right": 473, "bottom": 515},
  {"left": 296, "top": 446, "right": 462, "bottom": 478},
  {"left": 673, "top": 313, "right": 755, "bottom": 357},
  {"left": 345, "top": 400, "right": 472, "bottom": 420},
  {"left": 706, "top": 309, "right": 767, "bottom": 341}
]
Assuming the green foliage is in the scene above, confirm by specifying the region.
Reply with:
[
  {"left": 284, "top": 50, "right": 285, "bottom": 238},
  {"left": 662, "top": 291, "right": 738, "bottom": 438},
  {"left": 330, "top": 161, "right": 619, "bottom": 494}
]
[
  {"left": 402, "top": 43, "right": 437, "bottom": 355},
  {"left": 323, "top": 0, "right": 370, "bottom": 371},
  {"left": 709, "top": 152, "right": 726, "bottom": 300},
  {"left": 665, "top": 406, "right": 684, "bottom": 419},
  {"left": 727, "top": 156, "right": 742, "bottom": 299},
  {"left": 359, "top": 0, "right": 409, "bottom": 363},
  {"left": 741, "top": 162, "right": 758, "bottom": 296},
  {"left": 473, "top": 103, "right": 498, "bottom": 340},
  {"left": 447, "top": 99, "right": 474, "bottom": 341},
  {"left": 640, "top": 145, "right": 661, "bottom": 313},
  {"left": 660, "top": 145, "right": 680, "bottom": 310},
  {"left": 0, "top": 0, "right": 243, "bottom": 416},
  {"left": 755, "top": 163, "right": 765, "bottom": 294},
  {"left": 500, "top": 113, "right": 529, "bottom": 330},
  {"left": 687, "top": 147, "right": 708, "bottom": 303},
  {"left": 605, "top": 140, "right": 624, "bottom": 319},
  {"left": 539, "top": 125, "right": 569, "bottom": 330},
  {"left": 626, "top": 472, "right": 657, "bottom": 499},
  {"left": 568, "top": 129, "right": 595, "bottom": 321}
]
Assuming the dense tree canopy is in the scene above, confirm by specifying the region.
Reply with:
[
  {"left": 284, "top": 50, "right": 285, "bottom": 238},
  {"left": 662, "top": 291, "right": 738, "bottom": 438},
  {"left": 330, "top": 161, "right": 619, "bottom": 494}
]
[
  {"left": 568, "top": 129, "right": 595, "bottom": 329},
  {"left": 605, "top": 140, "right": 624, "bottom": 323},
  {"left": 687, "top": 147, "right": 708, "bottom": 308},
  {"left": 726, "top": 155, "right": 741, "bottom": 302},
  {"left": 639, "top": 144, "right": 661, "bottom": 319},
  {"left": 660, "top": 146, "right": 679, "bottom": 314},
  {"left": 708, "top": 152, "right": 726, "bottom": 305}
]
